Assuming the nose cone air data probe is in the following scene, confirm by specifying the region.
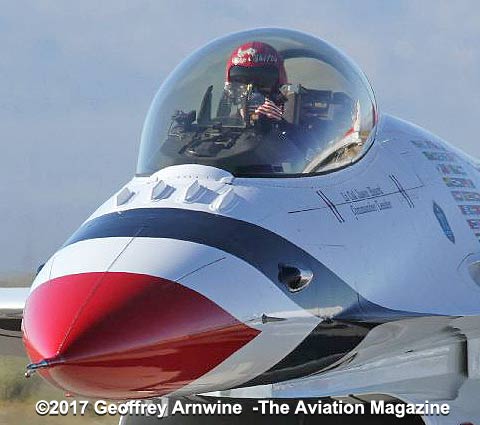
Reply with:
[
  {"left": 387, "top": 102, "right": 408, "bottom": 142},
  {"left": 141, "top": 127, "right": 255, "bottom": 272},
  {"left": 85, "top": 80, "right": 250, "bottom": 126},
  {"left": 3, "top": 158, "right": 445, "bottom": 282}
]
[
  {"left": 4, "top": 28, "right": 480, "bottom": 424},
  {"left": 23, "top": 271, "right": 260, "bottom": 399}
]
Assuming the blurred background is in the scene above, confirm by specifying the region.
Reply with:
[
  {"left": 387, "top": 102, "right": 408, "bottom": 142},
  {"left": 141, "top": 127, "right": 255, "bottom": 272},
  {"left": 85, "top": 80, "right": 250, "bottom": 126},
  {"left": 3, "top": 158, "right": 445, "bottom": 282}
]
[
  {"left": 2, "top": 0, "right": 480, "bottom": 281},
  {"left": 0, "top": 1, "right": 479, "bottom": 423},
  {"left": 0, "top": 356, "right": 115, "bottom": 424}
]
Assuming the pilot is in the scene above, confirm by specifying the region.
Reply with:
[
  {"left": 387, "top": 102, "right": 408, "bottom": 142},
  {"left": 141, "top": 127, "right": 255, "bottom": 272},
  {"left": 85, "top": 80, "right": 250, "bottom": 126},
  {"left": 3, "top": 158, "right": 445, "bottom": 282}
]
[{"left": 223, "top": 41, "right": 288, "bottom": 124}]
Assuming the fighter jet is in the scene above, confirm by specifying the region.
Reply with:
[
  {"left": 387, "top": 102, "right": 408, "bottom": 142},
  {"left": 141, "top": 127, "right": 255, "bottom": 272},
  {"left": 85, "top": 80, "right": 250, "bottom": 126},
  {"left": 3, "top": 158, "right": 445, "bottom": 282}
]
[{"left": 2, "top": 28, "right": 480, "bottom": 425}]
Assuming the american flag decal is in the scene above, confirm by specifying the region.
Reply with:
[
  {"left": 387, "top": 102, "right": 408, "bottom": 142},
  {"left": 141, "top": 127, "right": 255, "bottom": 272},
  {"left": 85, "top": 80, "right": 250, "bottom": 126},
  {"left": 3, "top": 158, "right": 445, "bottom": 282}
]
[{"left": 255, "top": 99, "right": 283, "bottom": 121}]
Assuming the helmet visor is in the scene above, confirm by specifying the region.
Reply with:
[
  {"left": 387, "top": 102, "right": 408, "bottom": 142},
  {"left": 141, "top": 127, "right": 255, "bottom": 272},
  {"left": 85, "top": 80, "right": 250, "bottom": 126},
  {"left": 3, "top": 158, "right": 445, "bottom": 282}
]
[{"left": 228, "top": 65, "right": 279, "bottom": 90}]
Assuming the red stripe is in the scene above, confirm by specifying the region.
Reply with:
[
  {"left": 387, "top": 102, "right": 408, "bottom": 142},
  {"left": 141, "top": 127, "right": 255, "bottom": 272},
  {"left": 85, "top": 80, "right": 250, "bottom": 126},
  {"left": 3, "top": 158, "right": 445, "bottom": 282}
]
[
  {"left": 256, "top": 102, "right": 282, "bottom": 119},
  {"left": 23, "top": 272, "right": 260, "bottom": 399},
  {"left": 258, "top": 105, "right": 282, "bottom": 114}
]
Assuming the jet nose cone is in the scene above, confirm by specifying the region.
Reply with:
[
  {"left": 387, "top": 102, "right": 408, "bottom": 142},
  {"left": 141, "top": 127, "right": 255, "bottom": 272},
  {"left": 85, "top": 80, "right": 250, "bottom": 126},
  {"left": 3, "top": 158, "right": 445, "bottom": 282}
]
[{"left": 23, "top": 272, "right": 260, "bottom": 399}]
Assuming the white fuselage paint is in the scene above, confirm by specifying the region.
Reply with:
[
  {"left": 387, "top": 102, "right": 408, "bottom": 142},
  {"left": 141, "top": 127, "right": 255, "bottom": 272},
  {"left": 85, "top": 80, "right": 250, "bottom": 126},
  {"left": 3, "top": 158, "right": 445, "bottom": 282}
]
[
  {"left": 28, "top": 113, "right": 480, "bottom": 402},
  {"left": 83, "top": 114, "right": 480, "bottom": 316},
  {"left": 31, "top": 236, "right": 321, "bottom": 394}
]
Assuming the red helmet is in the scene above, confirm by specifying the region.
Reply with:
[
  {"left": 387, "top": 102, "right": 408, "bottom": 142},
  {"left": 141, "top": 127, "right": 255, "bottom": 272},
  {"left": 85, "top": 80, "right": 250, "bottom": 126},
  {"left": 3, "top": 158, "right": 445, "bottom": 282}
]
[{"left": 225, "top": 41, "right": 287, "bottom": 89}]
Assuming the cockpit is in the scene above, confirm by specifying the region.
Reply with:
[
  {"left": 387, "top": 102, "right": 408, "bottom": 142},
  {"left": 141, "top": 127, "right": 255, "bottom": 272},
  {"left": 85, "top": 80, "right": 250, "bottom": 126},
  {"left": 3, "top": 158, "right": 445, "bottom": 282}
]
[{"left": 137, "top": 28, "right": 377, "bottom": 177}]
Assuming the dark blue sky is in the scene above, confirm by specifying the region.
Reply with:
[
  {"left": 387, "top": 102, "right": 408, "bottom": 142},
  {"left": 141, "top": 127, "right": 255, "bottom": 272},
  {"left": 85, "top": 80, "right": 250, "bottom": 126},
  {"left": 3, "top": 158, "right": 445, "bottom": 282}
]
[{"left": 1, "top": 1, "right": 479, "bottom": 275}]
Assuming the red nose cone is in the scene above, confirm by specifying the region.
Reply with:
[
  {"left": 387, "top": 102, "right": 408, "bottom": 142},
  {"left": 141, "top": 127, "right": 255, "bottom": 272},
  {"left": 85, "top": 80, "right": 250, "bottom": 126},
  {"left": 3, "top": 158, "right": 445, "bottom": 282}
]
[{"left": 23, "top": 272, "right": 260, "bottom": 399}]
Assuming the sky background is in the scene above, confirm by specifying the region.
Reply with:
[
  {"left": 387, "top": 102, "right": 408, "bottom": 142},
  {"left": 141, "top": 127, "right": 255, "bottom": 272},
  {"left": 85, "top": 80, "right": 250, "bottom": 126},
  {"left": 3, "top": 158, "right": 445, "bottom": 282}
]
[{"left": 1, "top": 0, "right": 480, "bottom": 277}]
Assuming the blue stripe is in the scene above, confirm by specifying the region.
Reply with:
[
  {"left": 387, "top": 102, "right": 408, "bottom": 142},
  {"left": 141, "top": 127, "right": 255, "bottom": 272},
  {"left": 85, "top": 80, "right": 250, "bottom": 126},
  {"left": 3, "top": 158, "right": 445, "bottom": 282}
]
[
  {"left": 65, "top": 207, "right": 437, "bottom": 385},
  {"left": 65, "top": 207, "right": 433, "bottom": 322}
]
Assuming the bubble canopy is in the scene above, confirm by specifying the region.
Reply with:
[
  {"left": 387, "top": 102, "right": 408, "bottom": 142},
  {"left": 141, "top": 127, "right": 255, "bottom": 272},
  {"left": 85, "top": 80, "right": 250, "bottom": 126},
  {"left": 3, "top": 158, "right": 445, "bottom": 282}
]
[{"left": 137, "top": 29, "right": 377, "bottom": 177}]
